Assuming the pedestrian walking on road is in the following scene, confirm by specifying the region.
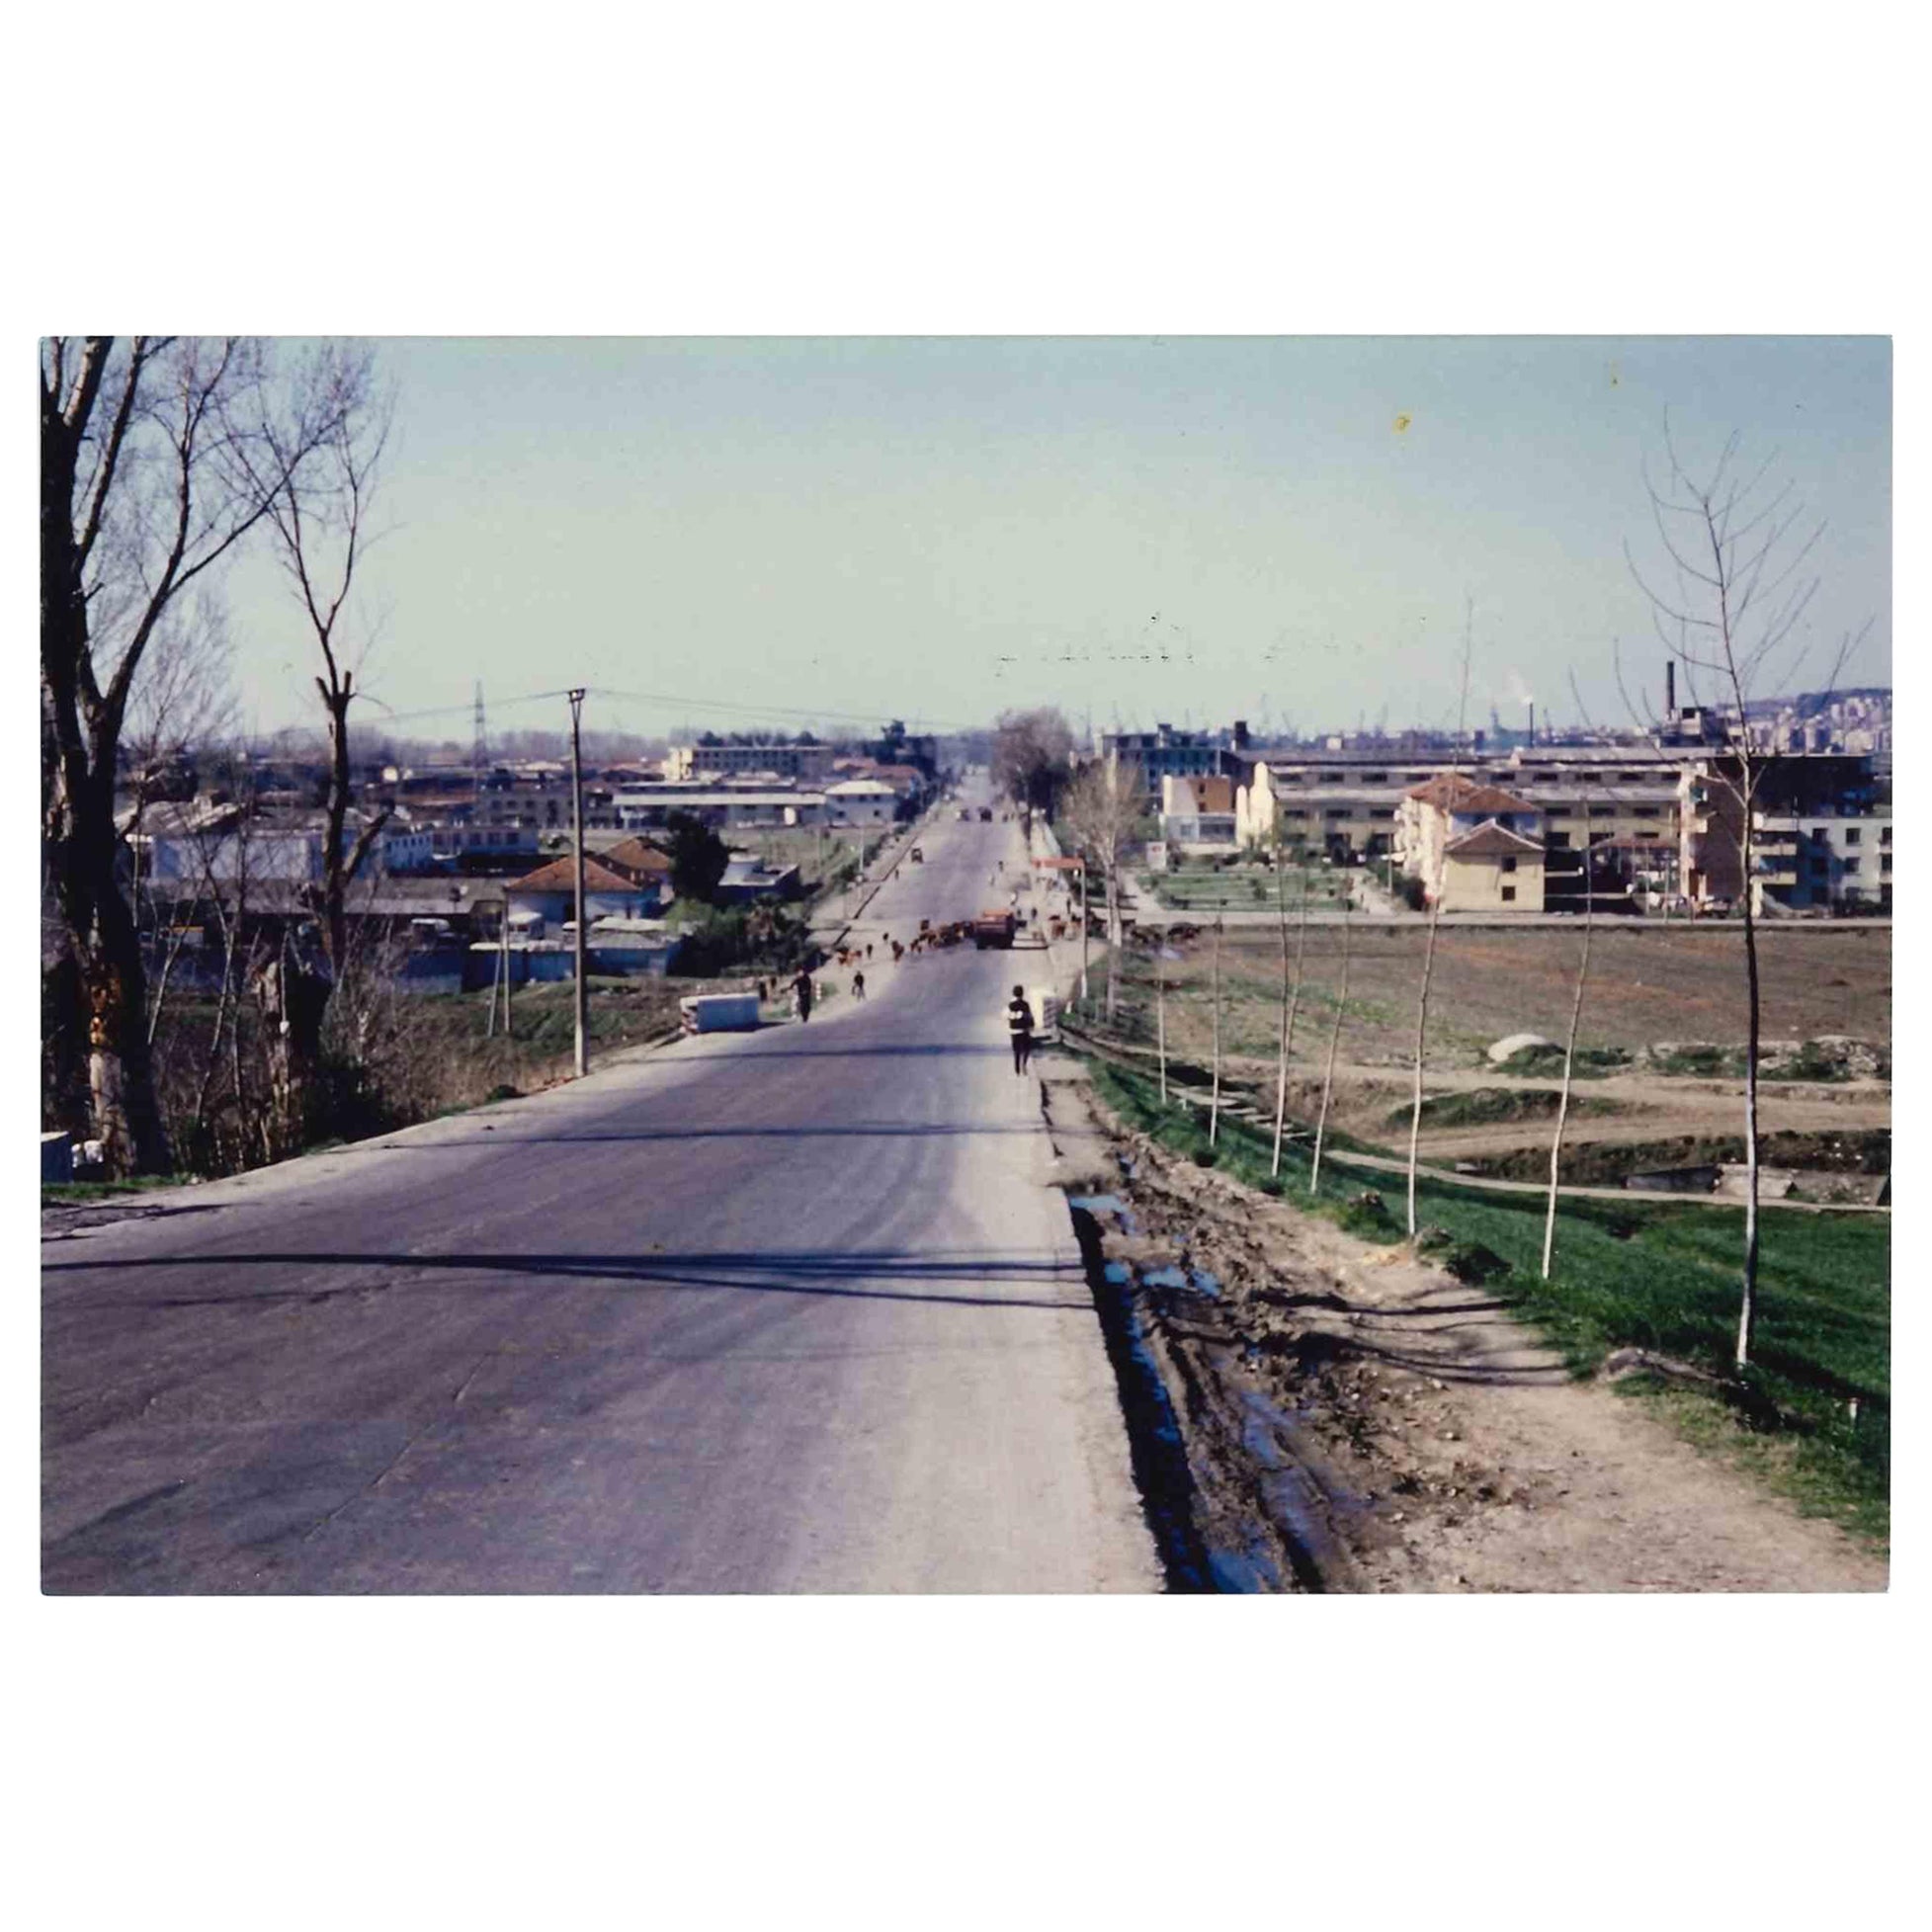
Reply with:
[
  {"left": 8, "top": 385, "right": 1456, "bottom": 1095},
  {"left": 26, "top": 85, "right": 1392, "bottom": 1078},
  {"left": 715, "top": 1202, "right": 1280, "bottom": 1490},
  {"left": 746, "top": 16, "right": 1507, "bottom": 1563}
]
[
  {"left": 1007, "top": 983, "right": 1035, "bottom": 1076},
  {"left": 852, "top": 970, "right": 866, "bottom": 1003},
  {"left": 792, "top": 966, "right": 815, "bottom": 1024}
]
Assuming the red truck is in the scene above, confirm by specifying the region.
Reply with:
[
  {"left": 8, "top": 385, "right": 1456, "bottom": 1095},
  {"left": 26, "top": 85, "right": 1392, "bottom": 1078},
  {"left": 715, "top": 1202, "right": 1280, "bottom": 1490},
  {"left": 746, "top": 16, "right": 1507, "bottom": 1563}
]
[{"left": 972, "top": 907, "right": 1018, "bottom": 950}]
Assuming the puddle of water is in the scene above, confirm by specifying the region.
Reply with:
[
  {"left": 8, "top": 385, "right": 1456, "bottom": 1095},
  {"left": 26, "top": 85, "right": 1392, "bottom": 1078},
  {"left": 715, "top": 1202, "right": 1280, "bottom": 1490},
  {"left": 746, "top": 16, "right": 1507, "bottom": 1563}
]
[
  {"left": 1191, "top": 1269, "right": 1221, "bottom": 1299},
  {"left": 1207, "top": 1544, "right": 1282, "bottom": 1592},
  {"left": 1102, "top": 1260, "right": 1133, "bottom": 1287},
  {"left": 1240, "top": 1386, "right": 1375, "bottom": 1561},
  {"left": 1067, "top": 1193, "right": 1128, "bottom": 1218},
  {"left": 1123, "top": 1305, "right": 1184, "bottom": 1452},
  {"left": 1141, "top": 1263, "right": 1190, "bottom": 1292}
]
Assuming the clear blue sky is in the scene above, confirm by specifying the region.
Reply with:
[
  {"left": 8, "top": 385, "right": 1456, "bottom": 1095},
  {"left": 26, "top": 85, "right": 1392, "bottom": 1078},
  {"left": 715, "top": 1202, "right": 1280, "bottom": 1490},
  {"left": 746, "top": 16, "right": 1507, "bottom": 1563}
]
[{"left": 222, "top": 336, "right": 1891, "bottom": 745}]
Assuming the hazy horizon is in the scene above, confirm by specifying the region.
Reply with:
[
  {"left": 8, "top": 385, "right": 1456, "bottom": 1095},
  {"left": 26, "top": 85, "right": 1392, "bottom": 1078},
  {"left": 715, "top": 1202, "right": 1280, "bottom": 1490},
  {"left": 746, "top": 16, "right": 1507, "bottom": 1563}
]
[{"left": 213, "top": 335, "right": 1892, "bottom": 748}]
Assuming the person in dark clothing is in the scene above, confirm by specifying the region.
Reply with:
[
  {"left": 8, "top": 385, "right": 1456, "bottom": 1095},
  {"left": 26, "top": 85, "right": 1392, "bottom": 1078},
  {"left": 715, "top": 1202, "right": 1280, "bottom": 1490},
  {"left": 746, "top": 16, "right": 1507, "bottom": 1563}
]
[
  {"left": 792, "top": 967, "right": 814, "bottom": 1022},
  {"left": 1007, "top": 984, "right": 1035, "bottom": 1075},
  {"left": 852, "top": 969, "right": 866, "bottom": 1003}
]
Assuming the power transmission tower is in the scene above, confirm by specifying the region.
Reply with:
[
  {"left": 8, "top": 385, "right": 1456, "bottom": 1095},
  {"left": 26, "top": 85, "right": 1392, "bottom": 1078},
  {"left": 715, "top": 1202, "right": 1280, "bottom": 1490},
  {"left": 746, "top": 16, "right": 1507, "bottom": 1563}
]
[{"left": 471, "top": 680, "right": 487, "bottom": 793}]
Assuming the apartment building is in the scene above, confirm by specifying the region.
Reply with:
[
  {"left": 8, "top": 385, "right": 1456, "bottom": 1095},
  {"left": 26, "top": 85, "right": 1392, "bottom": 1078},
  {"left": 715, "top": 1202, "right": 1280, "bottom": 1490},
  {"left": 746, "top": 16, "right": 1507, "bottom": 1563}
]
[
  {"left": 1751, "top": 811, "right": 1892, "bottom": 912},
  {"left": 1102, "top": 724, "right": 1227, "bottom": 807},
  {"left": 1159, "top": 774, "right": 1237, "bottom": 847},
  {"left": 666, "top": 739, "right": 836, "bottom": 784}
]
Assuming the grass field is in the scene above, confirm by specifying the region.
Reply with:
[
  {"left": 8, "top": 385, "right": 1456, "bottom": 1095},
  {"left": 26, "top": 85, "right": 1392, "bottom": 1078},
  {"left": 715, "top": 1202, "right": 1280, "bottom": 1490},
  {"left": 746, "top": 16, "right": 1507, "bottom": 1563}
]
[
  {"left": 1107, "top": 921, "right": 1890, "bottom": 1073},
  {"left": 1087, "top": 1054, "right": 1890, "bottom": 1544}
]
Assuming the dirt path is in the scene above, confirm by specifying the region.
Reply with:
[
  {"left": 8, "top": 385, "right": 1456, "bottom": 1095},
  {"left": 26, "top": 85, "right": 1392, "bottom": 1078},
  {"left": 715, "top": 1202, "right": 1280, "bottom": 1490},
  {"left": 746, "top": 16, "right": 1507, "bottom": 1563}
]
[{"left": 1044, "top": 1065, "right": 1886, "bottom": 1593}]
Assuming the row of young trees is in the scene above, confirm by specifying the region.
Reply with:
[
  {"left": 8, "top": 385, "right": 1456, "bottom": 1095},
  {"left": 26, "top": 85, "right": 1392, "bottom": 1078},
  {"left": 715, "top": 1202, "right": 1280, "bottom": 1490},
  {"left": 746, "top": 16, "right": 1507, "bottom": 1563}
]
[
  {"left": 1038, "top": 429, "right": 1868, "bottom": 1376},
  {"left": 42, "top": 337, "right": 394, "bottom": 1176}
]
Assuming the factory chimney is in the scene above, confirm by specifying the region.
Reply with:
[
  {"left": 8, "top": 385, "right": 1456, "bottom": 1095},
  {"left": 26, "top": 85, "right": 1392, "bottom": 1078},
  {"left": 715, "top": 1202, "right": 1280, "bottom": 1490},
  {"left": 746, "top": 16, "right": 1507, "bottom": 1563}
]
[
  {"left": 1665, "top": 660, "right": 1676, "bottom": 718},
  {"left": 1527, "top": 701, "right": 1535, "bottom": 746}
]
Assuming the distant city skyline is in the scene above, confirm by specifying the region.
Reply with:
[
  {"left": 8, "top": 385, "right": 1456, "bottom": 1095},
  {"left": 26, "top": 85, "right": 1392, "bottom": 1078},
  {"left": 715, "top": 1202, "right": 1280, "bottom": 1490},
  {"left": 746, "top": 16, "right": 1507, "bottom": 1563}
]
[{"left": 214, "top": 336, "right": 1892, "bottom": 745}]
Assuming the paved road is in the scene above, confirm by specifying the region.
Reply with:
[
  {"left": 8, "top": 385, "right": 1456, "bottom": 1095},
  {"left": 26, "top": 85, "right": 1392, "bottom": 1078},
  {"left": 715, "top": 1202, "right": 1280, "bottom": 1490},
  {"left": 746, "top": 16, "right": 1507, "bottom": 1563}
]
[{"left": 42, "top": 780, "right": 1158, "bottom": 1594}]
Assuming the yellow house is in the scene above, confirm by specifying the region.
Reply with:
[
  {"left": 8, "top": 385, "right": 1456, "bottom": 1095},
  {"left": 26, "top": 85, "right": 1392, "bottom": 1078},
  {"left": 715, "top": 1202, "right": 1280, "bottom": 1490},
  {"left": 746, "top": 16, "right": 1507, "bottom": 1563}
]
[{"left": 1440, "top": 820, "right": 1546, "bottom": 911}]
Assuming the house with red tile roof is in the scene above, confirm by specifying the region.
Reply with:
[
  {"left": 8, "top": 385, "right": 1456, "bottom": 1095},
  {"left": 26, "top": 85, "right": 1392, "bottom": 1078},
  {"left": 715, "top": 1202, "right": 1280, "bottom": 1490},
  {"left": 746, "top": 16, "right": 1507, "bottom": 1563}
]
[
  {"left": 1397, "top": 771, "right": 1547, "bottom": 910},
  {"left": 505, "top": 853, "right": 666, "bottom": 931}
]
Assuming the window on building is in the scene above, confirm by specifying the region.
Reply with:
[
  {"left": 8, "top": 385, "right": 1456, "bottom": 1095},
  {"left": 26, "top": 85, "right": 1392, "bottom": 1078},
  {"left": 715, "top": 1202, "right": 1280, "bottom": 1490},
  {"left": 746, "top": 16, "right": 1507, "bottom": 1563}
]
[
  {"left": 1501, "top": 885, "right": 1517, "bottom": 902},
  {"left": 1845, "top": 827, "right": 1861, "bottom": 846},
  {"left": 1881, "top": 854, "right": 1892, "bottom": 875},
  {"left": 1501, "top": 856, "right": 1518, "bottom": 873},
  {"left": 1549, "top": 832, "right": 1571, "bottom": 849},
  {"left": 1844, "top": 858, "right": 1861, "bottom": 875},
  {"left": 1880, "top": 824, "right": 1891, "bottom": 846}
]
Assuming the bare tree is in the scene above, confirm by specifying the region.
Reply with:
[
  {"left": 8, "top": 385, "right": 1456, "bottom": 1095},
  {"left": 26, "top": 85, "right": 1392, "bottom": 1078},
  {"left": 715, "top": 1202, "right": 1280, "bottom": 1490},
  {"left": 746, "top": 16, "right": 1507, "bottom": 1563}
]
[
  {"left": 1542, "top": 794, "right": 1593, "bottom": 1278},
  {"left": 1059, "top": 757, "right": 1147, "bottom": 1021},
  {"left": 40, "top": 337, "right": 354, "bottom": 1173},
  {"left": 990, "top": 707, "right": 1076, "bottom": 819},
  {"left": 1311, "top": 894, "right": 1352, "bottom": 1196},
  {"left": 1271, "top": 832, "right": 1313, "bottom": 1178},
  {"left": 1153, "top": 931, "right": 1168, "bottom": 1103},
  {"left": 1624, "top": 424, "right": 1868, "bottom": 1368},
  {"left": 1208, "top": 911, "right": 1224, "bottom": 1147},
  {"left": 1405, "top": 598, "right": 1476, "bottom": 1237},
  {"left": 255, "top": 343, "right": 394, "bottom": 987}
]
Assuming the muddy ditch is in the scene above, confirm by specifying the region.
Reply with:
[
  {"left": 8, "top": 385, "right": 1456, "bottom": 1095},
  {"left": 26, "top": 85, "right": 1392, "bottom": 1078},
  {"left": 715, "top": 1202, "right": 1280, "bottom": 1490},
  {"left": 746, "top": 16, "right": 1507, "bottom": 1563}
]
[{"left": 1047, "top": 1084, "right": 1571, "bottom": 1594}]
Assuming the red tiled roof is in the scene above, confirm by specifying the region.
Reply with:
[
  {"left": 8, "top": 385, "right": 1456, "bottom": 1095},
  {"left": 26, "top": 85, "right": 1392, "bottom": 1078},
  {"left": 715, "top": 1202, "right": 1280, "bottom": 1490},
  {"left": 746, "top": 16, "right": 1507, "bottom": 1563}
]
[
  {"left": 599, "top": 836, "right": 674, "bottom": 880},
  {"left": 1444, "top": 820, "right": 1546, "bottom": 859},
  {"left": 1407, "top": 771, "right": 1536, "bottom": 814},
  {"left": 509, "top": 855, "right": 649, "bottom": 893}
]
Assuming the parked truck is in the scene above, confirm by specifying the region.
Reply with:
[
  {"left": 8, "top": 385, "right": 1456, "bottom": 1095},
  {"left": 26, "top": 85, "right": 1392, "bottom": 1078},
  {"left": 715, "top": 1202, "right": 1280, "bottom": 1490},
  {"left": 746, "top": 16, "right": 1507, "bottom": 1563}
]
[{"left": 972, "top": 907, "right": 1018, "bottom": 949}]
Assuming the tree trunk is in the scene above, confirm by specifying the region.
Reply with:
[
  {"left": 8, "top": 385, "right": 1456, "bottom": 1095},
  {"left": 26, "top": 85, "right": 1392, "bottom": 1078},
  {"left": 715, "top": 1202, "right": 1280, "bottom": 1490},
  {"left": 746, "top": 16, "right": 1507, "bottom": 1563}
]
[
  {"left": 82, "top": 859, "right": 171, "bottom": 1176},
  {"left": 1155, "top": 939, "right": 1167, "bottom": 1104},
  {"left": 1272, "top": 844, "right": 1311, "bottom": 1178},
  {"left": 1406, "top": 890, "right": 1444, "bottom": 1238},
  {"left": 1737, "top": 819, "right": 1762, "bottom": 1368},
  {"left": 1312, "top": 901, "right": 1351, "bottom": 1195},
  {"left": 1543, "top": 809, "right": 1593, "bottom": 1278},
  {"left": 255, "top": 953, "right": 329, "bottom": 1160},
  {"left": 1209, "top": 912, "right": 1223, "bottom": 1147},
  {"left": 42, "top": 950, "right": 91, "bottom": 1139}
]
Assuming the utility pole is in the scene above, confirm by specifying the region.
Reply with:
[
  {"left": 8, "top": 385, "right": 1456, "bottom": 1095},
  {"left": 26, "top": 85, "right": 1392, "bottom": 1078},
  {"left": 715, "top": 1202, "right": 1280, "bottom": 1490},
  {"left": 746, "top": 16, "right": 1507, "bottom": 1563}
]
[
  {"left": 568, "top": 688, "right": 588, "bottom": 1078},
  {"left": 500, "top": 889, "right": 513, "bottom": 1039}
]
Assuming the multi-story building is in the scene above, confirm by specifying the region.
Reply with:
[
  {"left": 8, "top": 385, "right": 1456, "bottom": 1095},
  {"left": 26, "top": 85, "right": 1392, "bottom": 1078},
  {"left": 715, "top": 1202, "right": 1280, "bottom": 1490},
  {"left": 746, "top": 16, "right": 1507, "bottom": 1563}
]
[
  {"left": 1231, "top": 739, "right": 1882, "bottom": 913},
  {"left": 665, "top": 738, "right": 835, "bottom": 784},
  {"left": 1751, "top": 810, "right": 1891, "bottom": 912},
  {"left": 613, "top": 781, "right": 825, "bottom": 831},
  {"left": 1102, "top": 724, "right": 1227, "bottom": 807},
  {"left": 1159, "top": 775, "right": 1237, "bottom": 847}
]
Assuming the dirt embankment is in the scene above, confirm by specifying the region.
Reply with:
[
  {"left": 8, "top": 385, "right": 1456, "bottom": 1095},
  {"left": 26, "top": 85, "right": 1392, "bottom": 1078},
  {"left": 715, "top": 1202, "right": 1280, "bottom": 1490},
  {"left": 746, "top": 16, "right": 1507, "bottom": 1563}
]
[{"left": 1045, "top": 1072, "right": 1886, "bottom": 1594}]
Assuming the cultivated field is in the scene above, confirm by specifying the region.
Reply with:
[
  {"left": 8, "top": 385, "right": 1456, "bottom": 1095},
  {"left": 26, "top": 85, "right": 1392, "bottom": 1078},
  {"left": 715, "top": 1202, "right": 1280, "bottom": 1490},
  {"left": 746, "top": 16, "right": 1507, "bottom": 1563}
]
[
  {"left": 1091, "top": 922, "right": 1891, "bottom": 1182},
  {"left": 1116, "top": 922, "right": 1890, "bottom": 1070}
]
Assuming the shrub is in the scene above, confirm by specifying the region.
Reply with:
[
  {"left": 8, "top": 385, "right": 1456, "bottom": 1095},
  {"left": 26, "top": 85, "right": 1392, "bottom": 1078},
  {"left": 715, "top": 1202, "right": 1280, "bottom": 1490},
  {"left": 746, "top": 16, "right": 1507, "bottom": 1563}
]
[{"left": 1441, "top": 1240, "right": 1510, "bottom": 1285}]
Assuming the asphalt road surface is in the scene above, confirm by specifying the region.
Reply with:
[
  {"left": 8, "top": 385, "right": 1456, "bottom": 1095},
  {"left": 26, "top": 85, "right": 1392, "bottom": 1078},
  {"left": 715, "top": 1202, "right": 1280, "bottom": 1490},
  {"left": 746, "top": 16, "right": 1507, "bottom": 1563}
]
[{"left": 42, "top": 779, "right": 1158, "bottom": 1593}]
